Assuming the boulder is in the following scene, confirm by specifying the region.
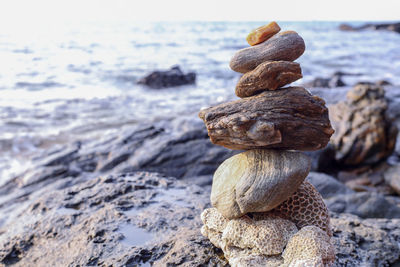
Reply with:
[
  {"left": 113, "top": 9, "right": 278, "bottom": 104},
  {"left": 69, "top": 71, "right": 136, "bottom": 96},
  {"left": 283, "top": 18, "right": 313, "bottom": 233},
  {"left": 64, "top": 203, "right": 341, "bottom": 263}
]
[
  {"left": 199, "top": 86, "right": 334, "bottom": 151},
  {"left": 230, "top": 31, "right": 305, "bottom": 73},
  {"left": 235, "top": 61, "right": 302, "bottom": 98},
  {"left": 210, "top": 150, "right": 310, "bottom": 219},
  {"left": 330, "top": 84, "right": 398, "bottom": 166},
  {"left": 384, "top": 164, "right": 400, "bottom": 195},
  {"left": 137, "top": 65, "right": 196, "bottom": 88}
]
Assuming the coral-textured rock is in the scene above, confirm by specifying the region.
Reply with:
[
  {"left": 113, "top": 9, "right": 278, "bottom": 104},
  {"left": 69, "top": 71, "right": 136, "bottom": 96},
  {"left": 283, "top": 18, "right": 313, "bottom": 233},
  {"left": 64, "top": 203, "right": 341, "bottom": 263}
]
[
  {"left": 235, "top": 61, "right": 302, "bottom": 98},
  {"left": 201, "top": 208, "right": 297, "bottom": 265},
  {"left": 229, "top": 255, "right": 283, "bottom": 267},
  {"left": 211, "top": 150, "right": 310, "bottom": 219},
  {"left": 330, "top": 84, "right": 398, "bottom": 166},
  {"left": 199, "top": 87, "right": 334, "bottom": 151},
  {"left": 282, "top": 226, "right": 335, "bottom": 267},
  {"left": 230, "top": 31, "right": 305, "bottom": 73},
  {"left": 266, "top": 181, "right": 332, "bottom": 237},
  {"left": 246, "top": 21, "right": 281, "bottom": 46}
]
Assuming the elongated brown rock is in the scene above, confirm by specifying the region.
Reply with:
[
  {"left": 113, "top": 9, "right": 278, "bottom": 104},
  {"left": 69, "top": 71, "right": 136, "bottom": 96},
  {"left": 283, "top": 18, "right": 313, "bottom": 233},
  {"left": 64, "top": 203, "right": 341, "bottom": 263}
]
[
  {"left": 235, "top": 61, "right": 302, "bottom": 98},
  {"left": 210, "top": 149, "right": 311, "bottom": 219},
  {"left": 246, "top": 21, "right": 281, "bottom": 46},
  {"left": 230, "top": 31, "right": 305, "bottom": 73},
  {"left": 198, "top": 86, "right": 334, "bottom": 151}
]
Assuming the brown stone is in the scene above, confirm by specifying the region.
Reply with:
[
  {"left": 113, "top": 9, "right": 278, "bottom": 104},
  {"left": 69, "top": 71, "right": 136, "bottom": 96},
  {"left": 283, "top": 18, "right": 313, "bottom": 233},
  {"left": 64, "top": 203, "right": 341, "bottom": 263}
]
[
  {"left": 230, "top": 31, "right": 305, "bottom": 73},
  {"left": 198, "top": 86, "right": 334, "bottom": 151},
  {"left": 235, "top": 61, "right": 302, "bottom": 98},
  {"left": 246, "top": 21, "right": 281, "bottom": 46}
]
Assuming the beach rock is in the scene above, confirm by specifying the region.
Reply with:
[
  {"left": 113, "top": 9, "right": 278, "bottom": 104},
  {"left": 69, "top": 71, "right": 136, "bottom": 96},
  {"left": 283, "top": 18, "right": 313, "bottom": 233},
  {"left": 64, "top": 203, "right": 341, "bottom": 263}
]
[
  {"left": 246, "top": 21, "right": 281, "bottom": 46},
  {"left": 306, "top": 172, "right": 354, "bottom": 198},
  {"left": 325, "top": 192, "right": 400, "bottom": 218},
  {"left": 305, "top": 74, "right": 345, "bottom": 88},
  {"left": 199, "top": 86, "right": 334, "bottom": 151},
  {"left": 339, "top": 22, "right": 400, "bottom": 34},
  {"left": 330, "top": 84, "right": 398, "bottom": 166},
  {"left": 384, "top": 164, "right": 400, "bottom": 195},
  {"left": 267, "top": 181, "right": 332, "bottom": 237},
  {"left": 230, "top": 31, "right": 305, "bottom": 73},
  {"left": 201, "top": 208, "right": 297, "bottom": 264},
  {"left": 211, "top": 150, "right": 310, "bottom": 219},
  {"left": 331, "top": 213, "right": 400, "bottom": 266},
  {"left": 235, "top": 61, "right": 302, "bottom": 98},
  {"left": 137, "top": 65, "right": 196, "bottom": 88},
  {"left": 282, "top": 226, "right": 335, "bottom": 267}
]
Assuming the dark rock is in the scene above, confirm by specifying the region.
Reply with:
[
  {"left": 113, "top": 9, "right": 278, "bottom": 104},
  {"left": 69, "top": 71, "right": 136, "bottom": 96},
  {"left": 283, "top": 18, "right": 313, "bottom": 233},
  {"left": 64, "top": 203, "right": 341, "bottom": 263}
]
[
  {"left": 330, "top": 84, "right": 398, "bottom": 166},
  {"left": 199, "top": 87, "right": 334, "bottom": 151},
  {"left": 384, "top": 164, "right": 400, "bottom": 195},
  {"left": 304, "top": 74, "right": 346, "bottom": 88},
  {"left": 137, "top": 65, "right": 196, "bottom": 88},
  {"left": 339, "top": 22, "right": 400, "bottom": 34},
  {"left": 306, "top": 172, "right": 354, "bottom": 199},
  {"left": 325, "top": 192, "right": 400, "bottom": 219}
]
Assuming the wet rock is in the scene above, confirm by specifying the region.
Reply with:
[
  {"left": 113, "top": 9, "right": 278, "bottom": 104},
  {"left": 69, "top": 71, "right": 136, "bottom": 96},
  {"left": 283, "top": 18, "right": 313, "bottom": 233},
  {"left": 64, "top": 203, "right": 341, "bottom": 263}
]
[
  {"left": 330, "top": 84, "right": 398, "bottom": 166},
  {"left": 339, "top": 22, "right": 400, "bottom": 34},
  {"left": 211, "top": 150, "right": 310, "bottom": 219},
  {"left": 325, "top": 192, "right": 400, "bottom": 219},
  {"left": 304, "top": 74, "right": 346, "bottom": 88},
  {"left": 230, "top": 31, "right": 305, "bottom": 73},
  {"left": 199, "top": 86, "right": 334, "bottom": 151},
  {"left": 235, "top": 61, "right": 302, "bottom": 98},
  {"left": 246, "top": 21, "right": 281, "bottom": 46},
  {"left": 137, "top": 65, "right": 196, "bottom": 88},
  {"left": 306, "top": 172, "right": 354, "bottom": 199}
]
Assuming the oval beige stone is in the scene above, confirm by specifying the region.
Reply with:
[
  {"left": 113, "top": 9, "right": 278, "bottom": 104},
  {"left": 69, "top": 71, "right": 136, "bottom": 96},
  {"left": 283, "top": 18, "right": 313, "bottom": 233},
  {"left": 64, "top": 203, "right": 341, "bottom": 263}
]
[
  {"left": 230, "top": 31, "right": 305, "bottom": 73},
  {"left": 211, "top": 149, "right": 311, "bottom": 219},
  {"left": 246, "top": 21, "right": 281, "bottom": 46},
  {"left": 235, "top": 61, "right": 302, "bottom": 98}
]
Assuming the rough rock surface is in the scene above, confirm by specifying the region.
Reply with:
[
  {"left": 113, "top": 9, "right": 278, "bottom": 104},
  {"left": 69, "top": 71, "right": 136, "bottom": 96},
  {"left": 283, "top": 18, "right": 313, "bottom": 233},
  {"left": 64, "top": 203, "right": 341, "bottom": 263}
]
[
  {"left": 199, "top": 87, "right": 334, "bottom": 151},
  {"left": 282, "top": 226, "right": 335, "bottom": 267},
  {"left": 235, "top": 61, "right": 302, "bottom": 98},
  {"left": 1, "top": 170, "right": 400, "bottom": 266},
  {"left": 306, "top": 172, "right": 354, "bottom": 199},
  {"left": 137, "top": 65, "right": 196, "bottom": 88},
  {"left": 325, "top": 192, "right": 400, "bottom": 219},
  {"left": 201, "top": 208, "right": 297, "bottom": 265},
  {"left": 211, "top": 149, "right": 311, "bottom": 219},
  {"left": 230, "top": 31, "right": 305, "bottom": 73},
  {"left": 266, "top": 181, "right": 332, "bottom": 237},
  {"left": 330, "top": 84, "right": 398, "bottom": 166},
  {"left": 246, "top": 21, "right": 281, "bottom": 46}
]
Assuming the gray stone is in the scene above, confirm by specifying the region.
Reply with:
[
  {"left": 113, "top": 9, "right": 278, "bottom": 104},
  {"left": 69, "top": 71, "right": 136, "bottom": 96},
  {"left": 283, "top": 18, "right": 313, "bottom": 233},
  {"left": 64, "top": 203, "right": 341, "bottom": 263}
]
[{"left": 306, "top": 172, "right": 354, "bottom": 199}]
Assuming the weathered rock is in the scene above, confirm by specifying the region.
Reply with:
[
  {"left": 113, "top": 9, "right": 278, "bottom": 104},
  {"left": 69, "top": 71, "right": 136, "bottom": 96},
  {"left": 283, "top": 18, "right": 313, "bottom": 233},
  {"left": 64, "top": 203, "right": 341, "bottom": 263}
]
[
  {"left": 199, "top": 86, "right": 334, "bottom": 151},
  {"left": 230, "top": 31, "right": 305, "bottom": 73},
  {"left": 330, "top": 84, "right": 398, "bottom": 166},
  {"left": 306, "top": 172, "right": 354, "bottom": 199},
  {"left": 201, "top": 208, "right": 297, "bottom": 265},
  {"left": 137, "top": 65, "right": 196, "bottom": 88},
  {"left": 325, "top": 192, "right": 400, "bottom": 218},
  {"left": 266, "top": 181, "right": 332, "bottom": 237},
  {"left": 211, "top": 150, "right": 310, "bottom": 219},
  {"left": 282, "top": 226, "right": 335, "bottom": 267},
  {"left": 384, "top": 164, "right": 400, "bottom": 195},
  {"left": 235, "top": 61, "right": 302, "bottom": 98},
  {"left": 246, "top": 21, "right": 281, "bottom": 46}
]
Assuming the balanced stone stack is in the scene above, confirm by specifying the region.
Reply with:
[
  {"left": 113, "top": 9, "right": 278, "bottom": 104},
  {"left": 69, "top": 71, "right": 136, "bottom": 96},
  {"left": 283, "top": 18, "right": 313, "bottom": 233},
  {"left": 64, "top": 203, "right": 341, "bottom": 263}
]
[{"left": 199, "top": 22, "right": 336, "bottom": 267}]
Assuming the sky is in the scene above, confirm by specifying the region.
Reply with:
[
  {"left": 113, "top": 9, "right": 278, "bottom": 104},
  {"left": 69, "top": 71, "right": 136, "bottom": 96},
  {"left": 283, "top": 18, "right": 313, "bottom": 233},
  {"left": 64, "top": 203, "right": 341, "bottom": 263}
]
[{"left": 0, "top": 0, "right": 399, "bottom": 26}]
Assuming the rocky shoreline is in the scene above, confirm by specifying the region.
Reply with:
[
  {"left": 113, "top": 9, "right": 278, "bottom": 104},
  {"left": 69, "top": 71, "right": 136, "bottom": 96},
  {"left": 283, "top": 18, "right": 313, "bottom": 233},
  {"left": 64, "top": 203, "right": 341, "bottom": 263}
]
[{"left": 1, "top": 84, "right": 400, "bottom": 265}]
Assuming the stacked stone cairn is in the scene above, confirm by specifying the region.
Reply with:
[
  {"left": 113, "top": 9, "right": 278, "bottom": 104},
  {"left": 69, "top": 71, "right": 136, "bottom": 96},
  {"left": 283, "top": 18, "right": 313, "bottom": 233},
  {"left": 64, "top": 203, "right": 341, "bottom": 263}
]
[{"left": 199, "top": 22, "right": 336, "bottom": 267}]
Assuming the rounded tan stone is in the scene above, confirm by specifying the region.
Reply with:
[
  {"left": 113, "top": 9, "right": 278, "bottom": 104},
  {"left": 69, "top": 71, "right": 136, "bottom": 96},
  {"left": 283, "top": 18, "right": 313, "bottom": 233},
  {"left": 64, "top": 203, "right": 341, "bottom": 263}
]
[
  {"left": 230, "top": 31, "right": 305, "bottom": 73},
  {"left": 235, "top": 61, "right": 302, "bottom": 98},
  {"left": 246, "top": 21, "right": 281, "bottom": 46},
  {"left": 210, "top": 149, "right": 311, "bottom": 219}
]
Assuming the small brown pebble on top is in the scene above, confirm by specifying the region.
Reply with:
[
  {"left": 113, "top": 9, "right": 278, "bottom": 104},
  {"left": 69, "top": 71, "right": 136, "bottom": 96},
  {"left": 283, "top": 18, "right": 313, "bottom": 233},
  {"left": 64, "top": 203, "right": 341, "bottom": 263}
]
[{"left": 246, "top": 21, "right": 281, "bottom": 46}]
